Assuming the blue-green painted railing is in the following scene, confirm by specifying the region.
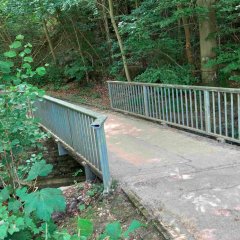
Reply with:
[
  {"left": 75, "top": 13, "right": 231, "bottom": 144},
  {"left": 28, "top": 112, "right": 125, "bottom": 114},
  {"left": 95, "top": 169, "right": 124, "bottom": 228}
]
[
  {"left": 108, "top": 81, "right": 240, "bottom": 144},
  {"left": 34, "top": 96, "right": 111, "bottom": 193}
]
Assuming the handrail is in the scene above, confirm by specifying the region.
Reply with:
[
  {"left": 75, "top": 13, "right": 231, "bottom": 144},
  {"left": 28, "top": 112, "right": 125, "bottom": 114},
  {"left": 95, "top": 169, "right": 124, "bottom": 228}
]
[
  {"left": 43, "top": 95, "right": 107, "bottom": 127},
  {"left": 108, "top": 81, "right": 240, "bottom": 94},
  {"left": 34, "top": 95, "right": 111, "bottom": 193},
  {"left": 108, "top": 81, "right": 240, "bottom": 144}
]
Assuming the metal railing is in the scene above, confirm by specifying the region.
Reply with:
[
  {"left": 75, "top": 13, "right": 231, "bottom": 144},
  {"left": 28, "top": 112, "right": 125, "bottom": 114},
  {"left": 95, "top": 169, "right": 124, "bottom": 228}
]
[
  {"left": 34, "top": 95, "right": 111, "bottom": 193},
  {"left": 108, "top": 81, "right": 240, "bottom": 144}
]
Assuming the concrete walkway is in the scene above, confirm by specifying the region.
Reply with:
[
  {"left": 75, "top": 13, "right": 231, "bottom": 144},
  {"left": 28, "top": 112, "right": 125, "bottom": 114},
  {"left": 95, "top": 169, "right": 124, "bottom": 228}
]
[{"left": 102, "top": 110, "right": 240, "bottom": 240}]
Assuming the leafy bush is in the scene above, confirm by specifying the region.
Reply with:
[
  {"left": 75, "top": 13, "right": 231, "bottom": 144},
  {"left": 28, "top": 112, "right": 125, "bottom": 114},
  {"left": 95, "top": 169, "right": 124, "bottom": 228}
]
[
  {"left": 207, "top": 45, "right": 240, "bottom": 83},
  {"left": 134, "top": 65, "right": 197, "bottom": 85},
  {"left": 64, "top": 58, "right": 93, "bottom": 83},
  {"left": 53, "top": 218, "right": 144, "bottom": 240},
  {"left": 0, "top": 35, "right": 66, "bottom": 239}
]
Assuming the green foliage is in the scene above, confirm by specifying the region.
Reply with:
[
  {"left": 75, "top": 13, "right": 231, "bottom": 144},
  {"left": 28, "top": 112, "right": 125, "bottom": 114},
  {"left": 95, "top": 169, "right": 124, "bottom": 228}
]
[
  {"left": 64, "top": 59, "right": 91, "bottom": 82},
  {"left": 135, "top": 66, "right": 197, "bottom": 85},
  {"left": 23, "top": 188, "right": 66, "bottom": 221},
  {"left": 0, "top": 37, "right": 67, "bottom": 239},
  {"left": 102, "top": 222, "right": 121, "bottom": 239},
  {"left": 26, "top": 160, "right": 53, "bottom": 181},
  {"left": 99, "top": 220, "right": 145, "bottom": 240},
  {"left": 53, "top": 219, "right": 144, "bottom": 240},
  {"left": 207, "top": 45, "right": 240, "bottom": 83},
  {"left": 1, "top": 0, "right": 239, "bottom": 85},
  {"left": 77, "top": 218, "right": 94, "bottom": 238}
]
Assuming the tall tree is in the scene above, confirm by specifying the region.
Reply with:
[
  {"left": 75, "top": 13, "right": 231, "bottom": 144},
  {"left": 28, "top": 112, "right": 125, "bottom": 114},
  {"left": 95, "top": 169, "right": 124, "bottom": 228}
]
[
  {"left": 197, "top": 0, "right": 218, "bottom": 85},
  {"left": 43, "top": 19, "right": 57, "bottom": 64},
  {"left": 177, "top": 5, "right": 194, "bottom": 66},
  {"left": 101, "top": 0, "right": 113, "bottom": 64},
  {"left": 107, "top": 0, "right": 131, "bottom": 82}
]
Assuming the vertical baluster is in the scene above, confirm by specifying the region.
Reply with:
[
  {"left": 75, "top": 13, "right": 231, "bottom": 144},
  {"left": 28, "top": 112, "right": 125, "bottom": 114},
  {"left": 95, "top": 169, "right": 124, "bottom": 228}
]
[
  {"left": 154, "top": 87, "right": 158, "bottom": 118},
  {"left": 114, "top": 83, "right": 117, "bottom": 109},
  {"left": 108, "top": 83, "right": 113, "bottom": 108},
  {"left": 118, "top": 84, "right": 122, "bottom": 109},
  {"left": 140, "top": 86, "right": 144, "bottom": 115},
  {"left": 185, "top": 90, "right": 189, "bottom": 127},
  {"left": 126, "top": 84, "right": 130, "bottom": 112},
  {"left": 122, "top": 84, "right": 126, "bottom": 111},
  {"left": 172, "top": 88, "right": 176, "bottom": 123},
  {"left": 92, "top": 123, "right": 100, "bottom": 169},
  {"left": 224, "top": 92, "right": 228, "bottom": 137},
  {"left": 199, "top": 91, "right": 203, "bottom": 130},
  {"left": 189, "top": 90, "right": 193, "bottom": 127},
  {"left": 117, "top": 84, "right": 121, "bottom": 110},
  {"left": 231, "top": 93, "right": 234, "bottom": 138},
  {"left": 149, "top": 86, "right": 153, "bottom": 118},
  {"left": 112, "top": 84, "right": 116, "bottom": 109},
  {"left": 86, "top": 116, "right": 94, "bottom": 163},
  {"left": 121, "top": 84, "right": 125, "bottom": 110},
  {"left": 85, "top": 115, "right": 92, "bottom": 161},
  {"left": 135, "top": 85, "right": 140, "bottom": 114},
  {"left": 176, "top": 88, "right": 180, "bottom": 124},
  {"left": 133, "top": 85, "right": 137, "bottom": 113},
  {"left": 129, "top": 85, "right": 133, "bottom": 113},
  {"left": 137, "top": 85, "right": 141, "bottom": 114},
  {"left": 132, "top": 85, "right": 136, "bottom": 113},
  {"left": 180, "top": 89, "right": 184, "bottom": 125},
  {"left": 161, "top": 88, "right": 165, "bottom": 120},
  {"left": 204, "top": 91, "right": 211, "bottom": 133},
  {"left": 212, "top": 92, "right": 216, "bottom": 134},
  {"left": 118, "top": 84, "right": 122, "bottom": 111},
  {"left": 157, "top": 88, "right": 162, "bottom": 120},
  {"left": 218, "top": 92, "right": 222, "bottom": 135},
  {"left": 194, "top": 90, "right": 198, "bottom": 129},
  {"left": 129, "top": 84, "right": 132, "bottom": 112},
  {"left": 78, "top": 113, "right": 86, "bottom": 157},
  {"left": 119, "top": 84, "right": 122, "bottom": 109},
  {"left": 81, "top": 114, "right": 88, "bottom": 159},
  {"left": 143, "top": 86, "right": 149, "bottom": 117},
  {"left": 168, "top": 88, "right": 172, "bottom": 122},
  {"left": 238, "top": 94, "right": 240, "bottom": 140},
  {"left": 138, "top": 85, "right": 142, "bottom": 115},
  {"left": 151, "top": 86, "right": 155, "bottom": 118},
  {"left": 90, "top": 117, "right": 98, "bottom": 166},
  {"left": 151, "top": 87, "right": 154, "bottom": 118},
  {"left": 164, "top": 87, "right": 169, "bottom": 122}
]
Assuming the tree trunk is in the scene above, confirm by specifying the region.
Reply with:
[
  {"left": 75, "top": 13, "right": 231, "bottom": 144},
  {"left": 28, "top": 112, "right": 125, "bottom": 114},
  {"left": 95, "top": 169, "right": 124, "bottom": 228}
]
[
  {"left": 197, "top": 0, "right": 217, "bottom": 85},
  {"left": 43, "top": 19, "right": 57, "bottom": 64},
  {"left": 70, "top": 18, "right": 89, "bottom": 83},
  {"left": 178, "top": 6, "right": 194, "bottom": 66},
  {"left": 108, "top": 0, "right": 131, "bottom": 82},
  {"left": 102, "top": 0, "right": 113, "bottom": 64},
  {"left": 135, "top": 0, "right": 139, "bottom": 8}
]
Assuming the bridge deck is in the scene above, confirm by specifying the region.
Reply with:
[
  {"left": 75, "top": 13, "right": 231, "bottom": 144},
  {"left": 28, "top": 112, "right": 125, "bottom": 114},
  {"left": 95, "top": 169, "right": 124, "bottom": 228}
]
[{"left": 102, "top": 108, "right": 240, "bottom": 240}]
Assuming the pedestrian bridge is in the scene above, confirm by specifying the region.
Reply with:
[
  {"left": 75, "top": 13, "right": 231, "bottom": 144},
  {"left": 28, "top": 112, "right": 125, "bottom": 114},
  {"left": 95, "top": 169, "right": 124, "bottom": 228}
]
[{"left": 36, "top": 82, "right": 240, "bottom": 240}]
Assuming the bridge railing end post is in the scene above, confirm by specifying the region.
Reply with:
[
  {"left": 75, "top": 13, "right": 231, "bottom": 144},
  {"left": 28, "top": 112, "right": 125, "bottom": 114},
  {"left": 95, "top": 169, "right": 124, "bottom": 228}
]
[{"left": 91, "top": 124, "right": 112, "bottom": 194}]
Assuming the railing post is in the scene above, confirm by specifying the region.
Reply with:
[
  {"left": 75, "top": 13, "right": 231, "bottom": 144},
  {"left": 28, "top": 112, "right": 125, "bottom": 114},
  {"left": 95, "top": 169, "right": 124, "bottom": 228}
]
[
  {"left": 57, "top": 142, "right": 68, "bottom": 156},
  {"left": 84, "top": 163, "right": 97, "bottom": 182},
  {"left": 204, "top": 90, "right": 211, "bottom": 133},
  {"left": 91, "top": 124, "right": 111, "bottom": 194},
  {"left": 107, "top": 82, "right": 113, "bottom": 109},
  {"left": 143, "top": 86, "right": 149, "bottom": 117}
]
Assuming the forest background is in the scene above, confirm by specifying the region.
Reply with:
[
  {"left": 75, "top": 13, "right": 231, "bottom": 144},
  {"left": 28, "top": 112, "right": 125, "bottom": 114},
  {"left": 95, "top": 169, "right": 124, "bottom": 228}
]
[{"left": 1, "top": 0, "right": 239, "bottom": 88}]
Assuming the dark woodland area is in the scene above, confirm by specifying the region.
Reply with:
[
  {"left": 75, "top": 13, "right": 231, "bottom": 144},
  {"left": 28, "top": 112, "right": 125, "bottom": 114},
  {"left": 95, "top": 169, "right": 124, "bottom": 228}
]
[{"left": 0, "top": 0, "right": 239, "bottom": 87}]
